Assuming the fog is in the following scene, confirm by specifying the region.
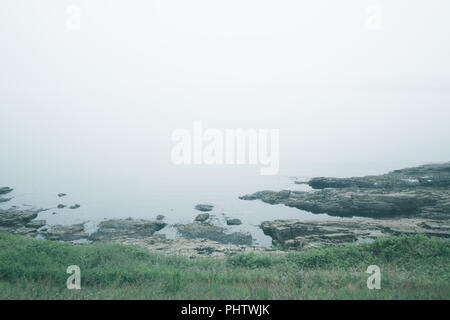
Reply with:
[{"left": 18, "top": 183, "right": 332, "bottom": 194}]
[{"left": 1, "top": 0, "right": 449, "bottom": 186}]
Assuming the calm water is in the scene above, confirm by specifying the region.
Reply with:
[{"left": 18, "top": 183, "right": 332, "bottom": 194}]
[
  {"left": 2, "top": 90, "right": 448, "bottom": 246},
  {"left": 1, "top": 169, "right": 334, "bottom": 247}
]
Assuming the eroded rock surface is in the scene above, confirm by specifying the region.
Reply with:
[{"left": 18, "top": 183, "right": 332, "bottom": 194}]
[
  {"left": 176, "top": 221, "right": 252, "bottom": 245},
  {"left": 0, "top": 208, "right": 47, "bottom": 237},
  {"left": 0, "top": 187, "right": 13, "bottom": 195},
  {"left": 226, "top": 218, "right": 242, "bottom": 226},
  {"left": 241, "top": 163, "right": 450, "bottom": 219},
  {"left": 89, "top": 218, "right": 167, "bottom": 241},
  {"left": 195, "top": 204, "right": 214, "bottom": 212},
  {"left": 110, "top": 237, "right": 277, "bottom": 258},
  {"left": 194, "top": 213, "right": 210, "bottom": 222},
  {"left": 42, "top": 224, "right": 89, "bottom": 241},
  {"left": 261, "top": 218, "right": 450, "bottom": 250},
  {"left": 0, "top": 209, "right": 38, "bottom": 227},
  {"left": 300, "top": 162, "right": 450, "bottom": 189}
]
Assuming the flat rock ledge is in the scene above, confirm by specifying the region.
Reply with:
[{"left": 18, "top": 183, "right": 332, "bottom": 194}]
[
  {"left": 0, "top": 208, "right": 45, "bottom": 237},
  {"left": 175, "top": 221, "right": 252, "bottom": 245},
  {"left": 42, "top": 224, "right": 89, "bottom": 241},
  {"left": 36, "top": 218, "right": 260, "bottom": 257},
  {"left": 194, "top": 204, "right": 214, "bottom": 212},
  {"left": 89, "top": 218, "right": 167, "bottom": 241},
  {"left": 240, "top": 162, "right": 450, "bottom": 219},
  {"left": 261, "top": 218, "right": 450, "bottom": 250},
  {"left": 109, "top": 237, "right": 279, "bottom": 258},
  {"left": 0, "top": 187, "right": 13, "bottom": 195},
  {"left": 0, "top": 187, "right": 13, "bottom": 203}
]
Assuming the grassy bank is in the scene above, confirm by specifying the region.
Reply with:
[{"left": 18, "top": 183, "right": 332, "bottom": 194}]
[{"left": 0, "top": 232, "right": 449, "bottom": 299}]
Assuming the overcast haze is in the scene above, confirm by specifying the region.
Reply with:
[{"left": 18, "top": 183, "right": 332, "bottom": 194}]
[{"left": 1, "top": 0, "right": 450, "bottom": 185}]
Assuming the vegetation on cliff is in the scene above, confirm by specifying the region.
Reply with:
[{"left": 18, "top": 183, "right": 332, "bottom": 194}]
[{"left": 0, "top": 232, "right": 448, "bottom": 299}]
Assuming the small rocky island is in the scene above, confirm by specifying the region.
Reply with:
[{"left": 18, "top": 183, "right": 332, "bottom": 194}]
[
  {"left": 1, "top": 162, "right": 449, "bottom": 256},
  {"left": 241, "top": 162, "right": 450, "bottom": 249}
]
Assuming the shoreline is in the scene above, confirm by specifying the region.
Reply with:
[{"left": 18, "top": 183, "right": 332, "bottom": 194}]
[{"left": 0, "top": 162, "right": 449, "bottom": 256}]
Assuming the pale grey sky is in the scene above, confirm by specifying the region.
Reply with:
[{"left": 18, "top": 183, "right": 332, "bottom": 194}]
[{"left": 1, "top": 0, "right": 449, "bottom": 180}]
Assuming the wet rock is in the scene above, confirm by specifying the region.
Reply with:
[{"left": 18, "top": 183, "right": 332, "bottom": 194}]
[
  {"left": 300, "top": 162, "right": 450, "bottom": 190},
  {"left": 0, "top": 209, "right": 37, "bottom": 227},
  {"left": 195, "top": 213, "right": 210, "bottom": 222},
  {"left": 239, "top": 190, "right": 291, "bottom": 204},
  {"left": 42, "top": 224, "right": 89, "bottom": 241},
  {"left": 156, "top": 215, "right": 165, "bottom": 221},
  {"left": 261, "top": 218, "right": 450, "bottom": 250},
  {"left": 12, "top": 227, "right": 40, "bottom": 237},
  {"left": 226, "top": 218, "right": 242, "bottom": 226},
  {"left": 69, "top": 204, "right": 80, "bottom": 209},
  {"left": 419, "top": 220, "right": 450, "bottom": 231},
  {"left": 0, "top": 197, "right": 12, "bottom": 203},
  {"left": 89, "top": 219, "right": 167, "bottom": 241},
  {"left": 0, "top": 208, "right": 46, "bottom": 237},
  {"left": 57, "top": 193, "right": 67, "bottom": 197},
  {"left": 195, "top": 204, "right": 214, "bottom": 212},
  {"left": 57, "top": 204, "right": 66, "bottom": 209},
  {"left": 0, "top": 187, "right": 13, "bottom": 195},
  {"left": 241, "top": 163, "right": 450, "bottom": 219},
  {"left": 243, "top": 187, "right": 445, "bottom": 218},
  {"left": 25, "top": 220, "right": 46, "bottom": 229},
  {"left": 112, "top": 237, "right": 279, "bottom": 258},
  {"left": 176, "top": 222, "right": 252, "bottom": 245},
  {"left": 286, "top": 188, "right": 438, "bottom": 217}
]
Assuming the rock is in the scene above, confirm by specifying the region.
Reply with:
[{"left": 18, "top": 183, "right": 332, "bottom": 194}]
[
  {"left": 243, "top": 187, "right": 446, "bottom": 219},
  {"left": 12, "top": 227, "right": 40, "bottom": 237},
  {"left": 156, "top": 215, "right": 165, "bottom": 221},
  {"left": 0, "top": 197, "right": 12, "bottom": 203},
  {"left": 285, "top": 188, "right": 438, "bottom": 217},
  {"left": 57, "top": 193, "right": 67, "bottom": 197},
  {"left": 89, "top": 219, "right": 167, "bottom": 241},
  {"left": 195, "top": 204, "right": 214, "bottom": 212},
  {"left": 42, "top": 224, "right": 89, "bottom": 241},
  {"left": 239, "top": 190, "right": 291, "bottom": 204},
  {"left": 241, "top": 162, "right": 450, "bottom": 219},
  {"left": 25, "top": 220, "right": 46, "bottom": 229},
  {"left": 0, "top": 208, "right": 47, "bottom": 237},
  {"left": 176, "top": 221, "right": 222, "bottom": 238},
  {"left": 261, "top": 218, "right": 450, "bottom": 250},
  {"left": 302, "top": 162, "right": 450, "bottom": 190},
  {"left": 69, "top": 204, "right": 80, "bottom": 209},
  {"left": 0, "top": 209, "right": 38, "bottom": 227},
  {"left": 226, "top": 218, "right": 242, "bottom": 226},
  {"left": 176, "top": 221, "right": 252, "bottom": 245},
  {"left": 195, "top": 213, "right": 210, "bottom": 222},
  {"left": 0, "top": 187, "right": 13, "bottom": 195},
  {"left": 110, "top": 237, "right": 280, "bottom": 258},
  {"left": 57, "top": 204, "right": 66, "bottom": 209}
]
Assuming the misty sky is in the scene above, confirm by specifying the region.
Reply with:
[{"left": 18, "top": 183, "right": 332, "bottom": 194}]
[{"left": 1, "top": 0, "right": 449, "bottom": 182}]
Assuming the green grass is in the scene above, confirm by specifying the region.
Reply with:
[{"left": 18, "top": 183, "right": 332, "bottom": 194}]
[{"left": 0, "top": 232, "right": 449, "bottom": 299}]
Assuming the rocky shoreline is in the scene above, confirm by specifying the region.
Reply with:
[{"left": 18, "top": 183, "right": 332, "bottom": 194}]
[
  {"left": 241, "top": 162, "right": 450, "bottom": 248},
  {"left": 241, "top": 163, "right": 450, "bottom": 219},
  {"left": 1, "top": 162, "right": 449, "bottom": 256},
  {"left": 261, "top": 218, "right": 449, "bottom": 250},
  {"left": 0, "top": 192, "right": 258, "bottom": 257}
]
